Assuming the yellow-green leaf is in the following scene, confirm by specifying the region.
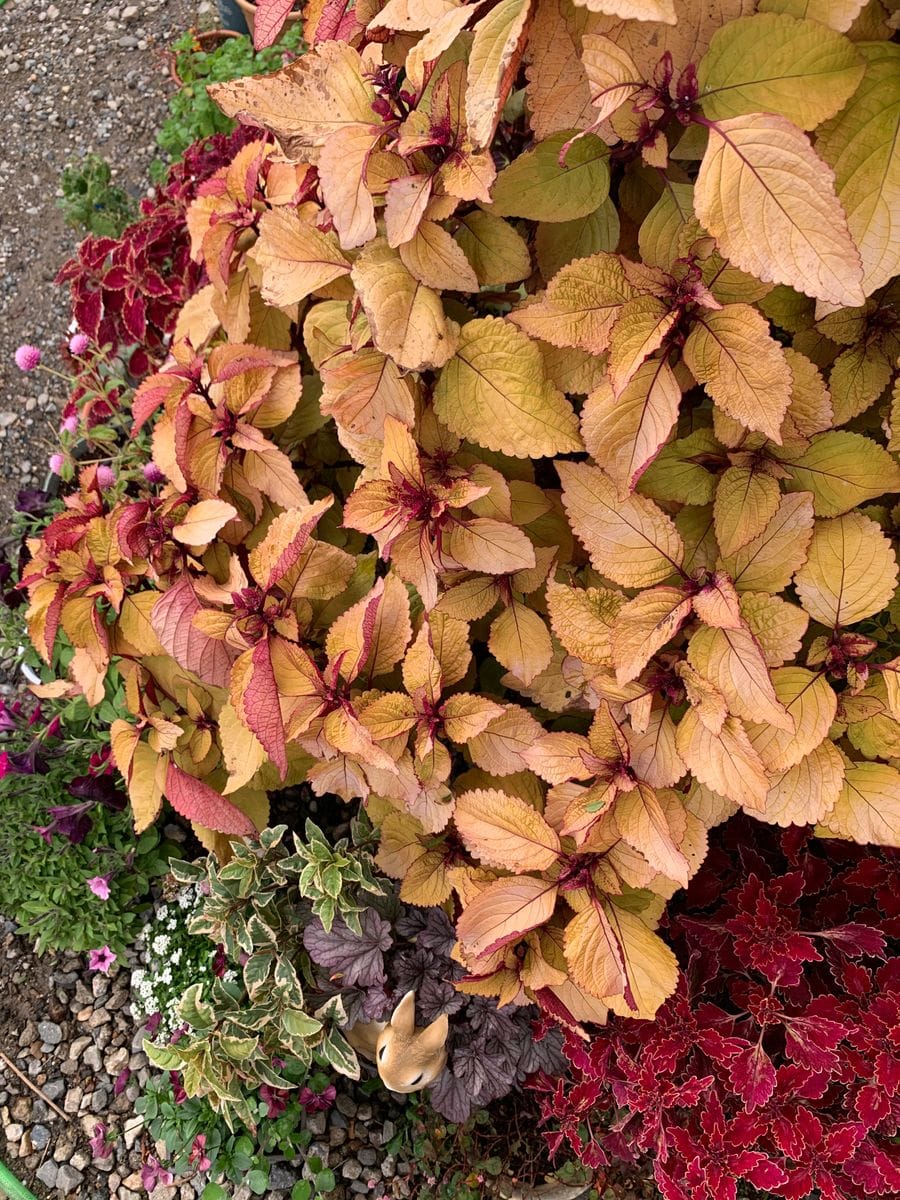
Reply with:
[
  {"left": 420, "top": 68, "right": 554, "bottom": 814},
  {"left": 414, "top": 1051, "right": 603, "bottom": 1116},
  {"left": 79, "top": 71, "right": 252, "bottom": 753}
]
[
  {"left": 433, "top": 316, "right": 582, "bottom": 457},
  {"left": 794, "top": 511, "right": 898, "bottom": 627},
  {"left": 490, "top": 131, "right": 610, "bottom": 222},
  {"left": 745, "top": 667, "right": 837, "bottom": 772},
  {"left": 778, "top": 430, "right": 900, "bottom": 517},
  {"left": 535, "top": 200, "right": 620, "bottom": 280},
  {"left": 817, "top": 42, "right": 900, "bottom": 297},
  {"left": 454, "top": 211, "right": 532, "bottom": 285},
  {"left": 822, "top": 761, "right": 900, "bottom": 848},
  {"left": 698, "top": 12, "right": 864, "bottom": 129}
]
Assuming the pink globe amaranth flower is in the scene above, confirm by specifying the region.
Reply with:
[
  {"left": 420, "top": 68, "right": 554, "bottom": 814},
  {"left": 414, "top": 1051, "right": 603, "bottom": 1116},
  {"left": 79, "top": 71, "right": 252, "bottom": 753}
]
[
  {"left": 88, "top": 945, "right": 116, "bottom": 974},
  {"left": 61, "top": 414, "right": 79, "bottom": 434},
  {"left": 142, "top": 461, "right": 165, "bottom": 484},
  {"left": 96, "top": 464, "right": 116, "bottom": 489},
  {"left": 68, "top": 332, "right": 90, "bottom": 355},
  {"left": 14, "top": 344, "right": 41, "bottom": 372},
  {"left": 48, "top": 453, "right": 64, "bottom": 475},
  {"left": 87, "top": 874, "right": 111, "bottom": 901}
]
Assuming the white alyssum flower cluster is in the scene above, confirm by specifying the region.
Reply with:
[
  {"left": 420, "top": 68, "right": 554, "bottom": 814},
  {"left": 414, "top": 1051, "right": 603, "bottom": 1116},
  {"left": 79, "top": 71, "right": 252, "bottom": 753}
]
[{"left": 130, "top": 885, "right": 222, "bottom": 1038}]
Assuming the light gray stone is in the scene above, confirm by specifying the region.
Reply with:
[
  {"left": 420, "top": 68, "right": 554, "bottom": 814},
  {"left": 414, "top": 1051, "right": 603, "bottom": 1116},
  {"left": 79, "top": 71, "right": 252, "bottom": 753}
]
[
  {"left": 30, "top": 1124, "right": 50, "bottom": 1149},
  {"left": 36, "top": 1160, "right": 58, "bottom": 1189},
  {"left": 83, "top": 1045, "right": 102, "bottom": 1072},
  {"left": 37, "top": 1020, "right": 62, "bottom": 1045}
]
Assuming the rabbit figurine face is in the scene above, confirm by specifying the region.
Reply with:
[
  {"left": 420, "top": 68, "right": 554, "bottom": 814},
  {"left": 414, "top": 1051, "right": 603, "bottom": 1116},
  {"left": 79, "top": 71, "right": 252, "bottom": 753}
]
[{"left": 373, "top": 990, "right": 449, "bottom": 1094}]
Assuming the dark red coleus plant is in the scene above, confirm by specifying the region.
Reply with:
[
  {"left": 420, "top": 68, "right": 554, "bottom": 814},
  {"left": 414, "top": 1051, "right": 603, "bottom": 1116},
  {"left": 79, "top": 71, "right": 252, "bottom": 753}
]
[
  {"left": 55, "top": 126, "right": 263, "bottom": 375},
  {"left": 530, "top": 816, "right": 900, "bottom": 1200}
]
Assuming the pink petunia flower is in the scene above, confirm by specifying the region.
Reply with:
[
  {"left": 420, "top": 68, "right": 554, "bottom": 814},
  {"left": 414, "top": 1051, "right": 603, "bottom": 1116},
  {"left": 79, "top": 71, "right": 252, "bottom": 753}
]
[
  {"left": 14, "top": 344, "right": 41, "bottom": 371},
  {"left": 188, "top": 1134, "right": 212, "bottom": 1172},
  {"left": 88, "top": 875, "right": 111, "bottom": 901},
  {"left": 88, "top": 946, "right": 116, "bottom": 974},
  {"left": 140, "top": 1156, "right": 174, "bottom": 1190},
  {"left": 68, "top": 333, "right": 90, "bottom": 355},
  {"left": 89, "top": 1122, "right": 115, "bottom": 1159}
]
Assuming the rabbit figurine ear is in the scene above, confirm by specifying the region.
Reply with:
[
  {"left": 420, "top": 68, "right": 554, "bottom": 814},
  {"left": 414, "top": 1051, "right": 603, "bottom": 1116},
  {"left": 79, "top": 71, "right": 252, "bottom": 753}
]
[
  {"left": 414, "top": 1011, "right": 449, "bottom": 1055},
  {"left": 374, "top": 990, "right": 449, "bottom": 1095},
  {"left": 388, "top": 989, "right": 417, "bottom": 1037}
]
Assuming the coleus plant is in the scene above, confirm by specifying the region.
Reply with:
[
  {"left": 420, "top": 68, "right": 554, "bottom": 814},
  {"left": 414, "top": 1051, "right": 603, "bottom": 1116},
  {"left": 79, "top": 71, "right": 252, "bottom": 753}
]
[
  {"left": 530, "top": 816, "right": 900, "bottom": 1199},
  {"left": 24, "top": 0, "right": 900, "bottom": 1029}
]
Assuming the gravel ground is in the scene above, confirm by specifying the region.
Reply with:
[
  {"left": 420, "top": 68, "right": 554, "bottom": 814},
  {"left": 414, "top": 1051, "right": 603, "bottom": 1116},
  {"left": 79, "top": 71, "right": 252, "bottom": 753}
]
[
  {"left": 0, "top": 912, "right": 428, "bottom": 1200},
  {"left": 0, "top": 0, "right": 210, "bottom": 530}
]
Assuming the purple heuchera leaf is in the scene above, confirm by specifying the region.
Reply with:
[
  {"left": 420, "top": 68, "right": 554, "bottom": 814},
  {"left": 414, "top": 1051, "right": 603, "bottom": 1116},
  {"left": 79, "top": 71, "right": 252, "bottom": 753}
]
[
  {"left": 518, "top": 1023, "right": 565, "bottom": 1077},
  {"left": 303, "top": 909, "right": 392, "bottom": 988},
  {"left": 391, "top": 947, "right": 465, "bottom": 1022},
  {"left": 396, "top": 905, "right": 457, "bottom": 956},
  {"left": 429, "top": 1069, "right": 473, "bottom": 1124}
]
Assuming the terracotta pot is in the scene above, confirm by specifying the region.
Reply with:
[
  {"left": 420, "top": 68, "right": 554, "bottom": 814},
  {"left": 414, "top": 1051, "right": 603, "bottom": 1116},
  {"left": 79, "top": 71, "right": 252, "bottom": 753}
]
[
  {"left": 168, "top": 29, "right": 242, "bottom": 87},
  {"left": 234, "top": 0, "right": 303, "bottom": 38}
]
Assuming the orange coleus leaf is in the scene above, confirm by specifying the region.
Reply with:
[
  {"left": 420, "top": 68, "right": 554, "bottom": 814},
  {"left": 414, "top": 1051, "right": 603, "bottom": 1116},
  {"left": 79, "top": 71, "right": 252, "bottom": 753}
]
[
  {"left": 454, "top": 787, "right": 561, "bottom": 871},
  {"left": 456, "top": 874, "right": 560, "bottom": 960}
]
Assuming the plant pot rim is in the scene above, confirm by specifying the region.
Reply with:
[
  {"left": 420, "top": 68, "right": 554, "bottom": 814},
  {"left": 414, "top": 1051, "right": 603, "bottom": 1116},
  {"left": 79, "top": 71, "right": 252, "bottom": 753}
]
[{"left": 168, "top": 28, "right": 243, "bottom": 87}]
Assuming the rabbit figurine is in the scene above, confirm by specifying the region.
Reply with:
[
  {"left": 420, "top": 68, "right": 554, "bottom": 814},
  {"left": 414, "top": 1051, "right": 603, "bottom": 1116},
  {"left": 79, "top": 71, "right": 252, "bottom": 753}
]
[{"left": 345, "top": 990, "right": 449, "bottom": 1094}]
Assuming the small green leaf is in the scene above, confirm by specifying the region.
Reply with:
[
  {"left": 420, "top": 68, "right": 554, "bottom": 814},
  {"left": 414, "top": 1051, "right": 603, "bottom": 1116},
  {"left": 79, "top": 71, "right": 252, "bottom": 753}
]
[{"left": 315, "top": 1167, "right": 336, "bottom": 1192}]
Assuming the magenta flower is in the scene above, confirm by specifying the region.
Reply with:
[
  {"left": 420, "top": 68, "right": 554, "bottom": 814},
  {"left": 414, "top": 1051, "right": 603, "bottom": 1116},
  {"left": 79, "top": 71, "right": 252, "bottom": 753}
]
[
  {"left": 89, "top": 1122, "right": 115, "bottom": 1159},
  {"left": 88, "top": 946, "right": 116, "bottom": 974},
  {"left": 96, "top": 464, "right": 116, "bottom": 489},
  {"left": 62, "top": 414, "right": 79, "bottom": 434},
  {"left": 298, "top": 1083, "right": 336, "bottom": 1113},
  {"left": 14, "top": 344, "right": 41, "bottom": 371},
  {"left": 68, "top": 333, "right": 90, "bottom": 355},
  {"left": 88, "top": 875, "right": 111, "bottom": 900},
  {"left": 140, "top": 1156, "right": 174, "bottom": 1190},
  {"left": 188, "top": 1134, "right": 212, "bottom": 1172},
  {"left": 0, "top": 753, "right": 8, "bottom": 781},
  {"left": 48, "top": 453, "right": 64, "bottom": 475}
]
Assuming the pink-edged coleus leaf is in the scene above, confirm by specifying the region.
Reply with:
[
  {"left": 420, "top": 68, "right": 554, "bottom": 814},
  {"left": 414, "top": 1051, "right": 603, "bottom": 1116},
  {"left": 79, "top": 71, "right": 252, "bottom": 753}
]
[
  {"left": 165, "top": 762, "right": 258, "bottom": 836},
  {"left": 252, "top": 0, "right": 296, "bottom": 48}
]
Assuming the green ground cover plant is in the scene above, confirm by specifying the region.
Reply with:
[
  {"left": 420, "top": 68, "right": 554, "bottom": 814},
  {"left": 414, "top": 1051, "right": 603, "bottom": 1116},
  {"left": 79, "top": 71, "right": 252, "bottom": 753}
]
[
  {"left": 153, "top": 24, "right": 304, "bottom": 179},
  {"left": 58, "top": 153, "right": 138, "bottom": 238}
]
